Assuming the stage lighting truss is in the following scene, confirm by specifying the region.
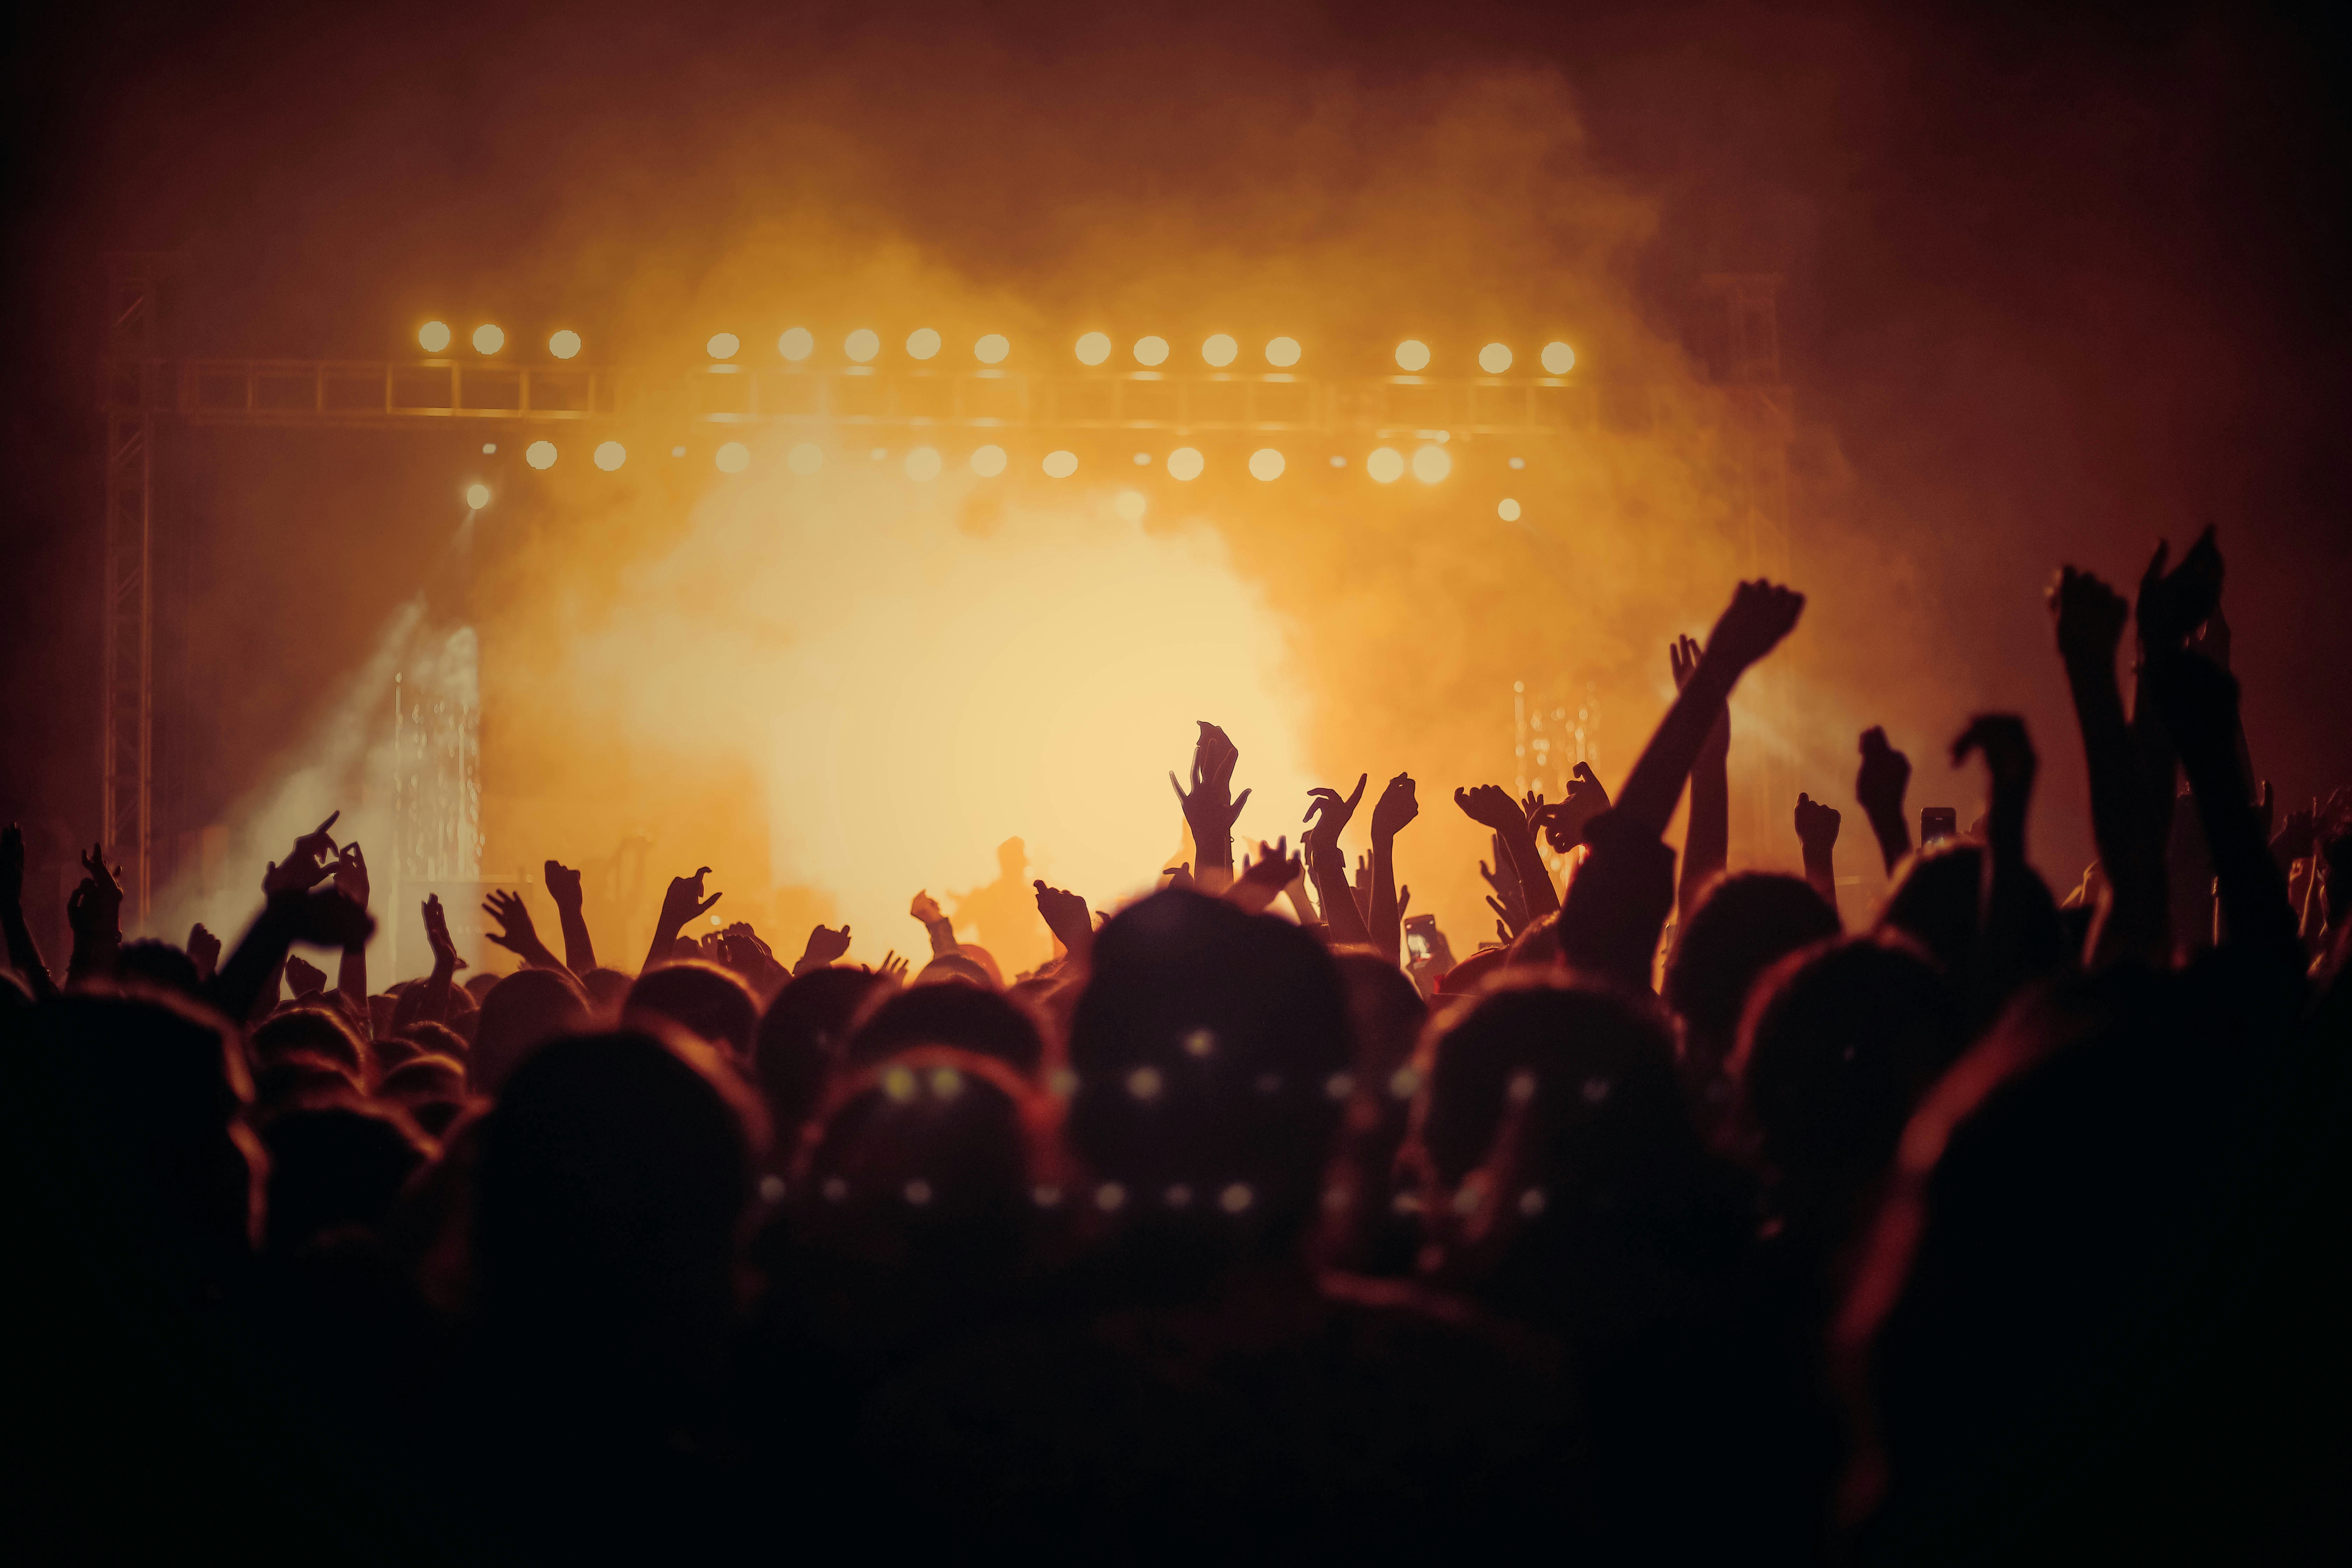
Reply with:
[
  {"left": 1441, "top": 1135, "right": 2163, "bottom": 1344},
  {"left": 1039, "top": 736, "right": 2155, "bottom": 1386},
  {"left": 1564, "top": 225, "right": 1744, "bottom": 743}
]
[{"left": 98, "top": 349, "right": 1781, "bottom": 445}]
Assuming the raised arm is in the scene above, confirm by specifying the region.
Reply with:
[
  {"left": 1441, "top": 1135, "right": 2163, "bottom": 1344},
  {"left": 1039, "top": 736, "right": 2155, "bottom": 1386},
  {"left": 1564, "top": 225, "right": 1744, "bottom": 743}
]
[
  {"left": 643, "top": 867, "right": 721, "bottom": 974},
  {"left": 1170, "top": 721, "right": 1251, "bottom": 889},
  {"left": 1670, "top": 634, "right": 1730, "bottom": 917},
  {"left": 1951, "top": 715, "right": 2040, "bottom": 1003},
  {"left": 544, "top": 859, "right": 597, "bottom": 974},
  {"left": 2049, "top": 566, "right": 2167, "bottom": 967},
  {"left": 65, "top": 846, "right": 126, "bottom": 987},
  {"left": 1854, "top": 728, "right": 1913, "bottom": 877},
  {"left": 1, "top": 824, "right": 60, "bottom": 1001},
  {"left": 2144, "top": 648, "right": 2297, "bottom": 962},
  {"left": 1304, "top": 774, "right": 1374, "bottom": 947},
  {"left": 1367, "top": 772, "right": 1420, "bottom": 966},
  {"left": 334, "top": 843, "right": 371, "bottom": 1028},
  {"left": 1455, "top": 784, "right": 1558, "bottom": 927},
  {"left": 1617, "top": 581, "right": 1806, "bottom": 839},
  {"left": 1033, "top": 880, "right": 1095, "bottom": 964},
  {"left": 909, "top": 890, "right": 959, "bottom": 957},
  {"left": 483, "top": 888, "right": 565, "bottom": 973},
  {"left": 1794, "top": 793, "right": 1841, "bottom": 915}
]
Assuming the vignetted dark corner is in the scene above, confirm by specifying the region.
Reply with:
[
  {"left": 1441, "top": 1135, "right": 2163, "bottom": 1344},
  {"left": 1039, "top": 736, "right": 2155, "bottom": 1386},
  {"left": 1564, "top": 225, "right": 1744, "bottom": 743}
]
[{"left": 2, "top": 0, "right": 2346, "bottom": 1558}]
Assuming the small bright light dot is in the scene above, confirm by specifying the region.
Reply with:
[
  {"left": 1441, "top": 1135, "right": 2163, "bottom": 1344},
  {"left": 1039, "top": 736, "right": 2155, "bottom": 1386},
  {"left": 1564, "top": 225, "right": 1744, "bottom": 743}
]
[
  {"left": 418, "top": 321, "right": 452, "bottom": 353},
  {"left": 715, "top": 441, "right": 750, "bottom": 474},
  {"left": 1202, "top": 333, "right": 1237, "bottom": 367},
  {"left": 1542, "top": 341, "right": 1576, "bottom": 375},
  {"left": 1043, "top": 449, "right": 1078, "bottom": 478},
  {"left": 906, "top": 327, "right": 941, "bottom": 360},
  {"left": 706, "top": 332, "right": 740, "bottom": 360},
  {"left": 1394, "top": 339, "right": 1430, "bottom": 372},
  {"left": 759, "top": 1174, "right": 785, "bottom": 1204},
  {"left": 1096, "top": 1182, "right": 1127, "bottom": 1212},
  {"left": 1127, "top": 1066, "right": 1163, "bottom": 1101},
  {"left": 884, "top": 1066, "right": 918, "bottom": 1102},
  {"left": 1219, "top": 1183, "right": 1254, "bottom": 1214},
  {"left": 525, "top": 441, "right": 556, "bottom": 470},
  {"left": 1074, "top": 332, "right": 1111, "bottom": 366},
  {"left": 1324, "top": 1072, "right": 1354, "bottom": 1100},
  {"left": 1167, "top": 446, "right": 1204, "bottom": 481},
  {"left": 1412, "top": 445, "right": 1452, "bottom": 483},
  {"left": 1392, "top": 1191, "right": 1422, "bottom": 1215},
  {"left": 904, "top": 446, "right": 941, "bottom": 481},
  {"left": 1498, "top": 497, "right": 1522, "bottom": 522},
  {"left": 1389, "top": 1066, "right": 1419, "bottom": 1099},
  {"left": 472, "top": 324, "right": 505, "bottom": 355},
  {"left": 788, "top": 442, "right": 823, "bottom": 475},
  {"left": 1519, "top": 1187, "right": 1548, "bottom": 1217},
  {"left": 1508, "top": 456, "right": 1526, "bottom": 469},
  {"left": 844, "top": 329, "right": 880, "bottom": 363},
  {"left": 1330, "top": 455, "right": 1346, "bottom": 468},
  {"left": 1032, "top": 1183, "right": 1063, "bottom": 1208},
  {"left": 1133, "top": 453, "right": 1152, "bottom": 465},
  {"left": 904, "top": 1179, "right": 932, "bottom": 1206},
  {"left": 1479, "top": 342, "right": 1513, "bottom": 374},
  {"left": 548, "top": 329, "right": 581, "bottom": 360},
  {"left": 778, "top": 327, "right": 814, "bottom": 362},
  {"left": 464, "top": 483, "right": 489, "bottom": 510},
  {"left": 1133, "top": 335, "right": 1169, "bottom": 367},
  {"left": 1367, "top": 447, "right": 1405, "bottom": 483},
  {"left": 671, "top": 446, "right": 686, "bottom": 457},
  {"left": 974, "top": 333, "right": 1010, "bottom": 364},
  {"left": 481, "top": 443, "right": 496, "bottom": 454},
  {"left": 928, "top": 1067, "right": 962, "bottom": 1099},
  {"left": 1183, "top": 1029, "right": 1216, "bottom": 1058},
  {"left": 1164, "top": 1184, "right": 1192, "bottom": 1210},
  {"left": 970, "top": 444, "right": 1006, "bottom": 477},
  {"left": 1113, "top": 490, "right": 1147, "bottom": 524},
  {"left": 593, "top": 441, "right": 625, "bottom": 471},
  {"left": 1265, "top": 336, "right": 1301, "bottom": 368},
  {"left": 1453, "top": 1182, "right": 1485, "bottom": 1216},
  {"left": 1508, "top": 1070, "right": 1538, "bottom": 1105},
  {"left": 1248, "top": 448, "right": 1284, "bottom": 481}
]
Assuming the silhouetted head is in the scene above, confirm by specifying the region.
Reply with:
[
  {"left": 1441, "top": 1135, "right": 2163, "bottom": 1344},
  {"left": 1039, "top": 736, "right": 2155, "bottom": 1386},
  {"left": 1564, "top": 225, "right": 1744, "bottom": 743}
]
[
  {"left": 463, "top": 972, "right": 500, "bottom": 1001},
  {"left": 251, "top": 1005, "right": 367, "bottom": 1081},
  {"left": 754, "top": 966, "right": 889, "bottom": 1164},
  {"left": 378, "top": 1055, "right": 469, "bottom": 1138},
  {"left": 260, "top": 1101, "right": 434, "bottom": 1256},
  {"left": 846, "top": 981, "right": 1045, "bottom": 1077},
  {"left": 1314, "top": 951, "right": 1431, "bottom": 1273},
  {"left": 581, "top": 966, "right": 633, "bottom": 1013},
  {"left": 1877, "top": 840, "right": 2066, "bottom": 984},
  {"left": 475, "top": 1031, "right": 754, "bottom": 1390},
  {"left": 625, "top": 960, "right": 758, "bottom": 1061},
  {"left": 469, "top": 968, "right": 591, "bottom": 1094},
  {"left": 1665, "top": 872, "right": 1842, "bottom": 1063},
  {"left": 118, "top": 939, "right": 203, "bottom": 1001},
  {"left": 1066, "top": 889, "right": 1351, "bottom": 1276},
  {"left": 399, "top": 1020, "right": 467, "bottom": 1060},
  {"left": 915, "top": 952, "right": 995, "bottom": 989},
  {"left": 251, "top": 1052, "right": 363, "bottom": 1116},
  {"left": 1731, "top": 936, "right": 1959, "bottom": 1246}
]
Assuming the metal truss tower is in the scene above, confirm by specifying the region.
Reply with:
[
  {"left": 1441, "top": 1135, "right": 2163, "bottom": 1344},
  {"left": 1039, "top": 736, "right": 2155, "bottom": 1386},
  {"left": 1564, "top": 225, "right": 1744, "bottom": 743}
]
[{"left": 99, "top": 254, "right": 169, "bottom": 926}]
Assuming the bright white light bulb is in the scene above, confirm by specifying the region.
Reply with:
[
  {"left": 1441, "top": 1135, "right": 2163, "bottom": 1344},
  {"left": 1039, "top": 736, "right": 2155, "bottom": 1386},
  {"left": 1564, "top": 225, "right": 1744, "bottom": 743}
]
[
  {"left": 1043, "top": 449, "right": 1078, "bottom": 478},
  {"left": 1167, "top": 446, "right": 1203, "bottom": 481},
  {"left": 707, "top": 332, "right": 740, "bottom": 360},
  {"left": 1367, "top": 447, "right": 1405, "bottom": 483},
  {"left": 1265, "top": 336, "right": 1301, "bottom": 368},
  {"left": 715, "top": 441, "right": 750, "bottom": 473},
  {"left": 970, "top": 444, "right": 1007, "bottom": 477},
  {"left": 787, "top": 442, "right": 823, "bottom": 475},
  {"left": 547, "top": 329, "right": 581, "bottom": 360},
  {"left": 1248, "top": 448, "right": 1284, "bottom": 481},
  {"left": 1133, "top": 335, "right": 1169, "bottom": 367},
  {"left": 593, "top": 441, "right": 625, "bottom": 471},
  {"left": 1541, "top": 341, "right": 1575, "bottom": 375},
  {"left": 525, "top": 441, "right": 556, "bottom": 470},
  {"left": 1412, "top": 445, "right": 1452, "bottom": 483},
  {"left": 906, "top": 327, "right": 941, "bottom": 360},
  {"left": 1498, "top": 497, "right": 1522, "bottom": 522},
  {"left": 974, "top": 333, "right": 1010, "bottom": 364},
  {"left": 1394, "top": 339, "right": 1430, "bottom": 372},
  {"left": 472, "top": 324, "right": 505, "bottom": 355},
  {"left": 904, "top": 446, "right": 941, "bottom": 481},
  {"left": 844, "top": 329, "right": 880, "bottom": 363},
  {"left": 418, "top": 321, "right": 452, "bottom": 353},
  {"left": 1074, "top": 332, "right": 1111, "bottom": 366},
  {"left": 464, "top": 483, "right": 490, "bottom": 510},
  {"left": 778, "top": 327, "right": 814, "bottom": 362},
  {"left": 1202, "top": 334, "right": 1237, "bottom": 367},
  {"left": 1478, "top": 342, "right": 1512, "bottom": 374}
]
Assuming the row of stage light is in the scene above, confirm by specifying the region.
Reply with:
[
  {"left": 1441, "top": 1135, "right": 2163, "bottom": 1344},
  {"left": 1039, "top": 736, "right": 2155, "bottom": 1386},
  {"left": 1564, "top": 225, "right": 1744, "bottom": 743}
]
[
  {"left": 417, "top": 321, "right": 1577, "bottom": 376},
  {"left": 462, "top": 437, "right": 1531, "bottom": 523}
]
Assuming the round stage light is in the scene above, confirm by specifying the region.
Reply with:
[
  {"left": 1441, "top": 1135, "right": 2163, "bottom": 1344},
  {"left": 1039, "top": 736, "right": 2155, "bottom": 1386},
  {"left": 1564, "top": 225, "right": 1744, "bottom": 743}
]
[
  {"left": 1367, "top": 447, "right": 1405, "bottom": 483},
  {"left": 779, "top": 327, "right": 814, "bottom": 362},
  {"left": 1134, "top": 335, "right": 1170, "bottom": 367},
  {"left": 1202, "top": 334, "right": 1237, "bottom": 368},
  {"left": 707, "top": 332, "right": 740, "bottom": 360},
  {"left": 526, "top": 441, "right": 557, "bottom": 470},
  {"left": 1167, "top": 446, "right": 1203, "bottom": 481},
  {"left": 1508, "top": 456, "right": 1526, "bottom": 469},
  {"left": 1248, "top": 448, "right": 1285, "bottom": 481},
  {"left": 1133, "top": 452, "right": 1152, "bottom": 465},
  {"left": 1498, "top": 497, "right": 1522, "bottom": 522},
  {"left": 906, "top": 327, "right": 941, "bottom": 360},
  {"left": 1075, "top": 332, "right": 1111, "bottom": 366},
  {"left": 1043, "top": 449, "right": 1079, "bottom": 478},
  {"left": 593, "top": 441, "right": 626, "bottom": 471},
  {"left": 1114, "top": 490, "right": 1147, "bottom": 524},
  {"left": 418, "top": 321, "right": 452, "bottom": 353},
  {"left": 1265, "top": 336, "right": 1301, "bottom": 368},
  {"left": 1479, "top": 342, "right": 1513, "bottom": 374},
  {"left": 1393, "top": 339, "right": 1430, "bottom": 372},
  {"left": 905, "top": 446, "right": 942, "bottom": 481},
  {"left": 844, "top": 329, "right": 881, "bottom": 363},
  {"left": 974, "top": 333, "right": 1010, "bottom": 364},
  {"left": 465, "top": 483, "right": 490, "bottom": 510},
  {"left": 715, "top": 442, "right": 750, "bottom": 474},
  {"left": 482, "top": 443, "right": 496, "bottom": 454},
  {"left": 473, "top": 324, "right": 505, "bottom": 355},
  {"left": 970, "top": 444, "right": 1007, "bottom": 477},
  {"left": 1330, "top": 455, "right": 1346, "bottom": 467},
  {"left": 788, "top": 442, "right": 824, "bottom": 475},
  {"left": 548, "top": 329, "right": 582, "bottom": 359},
  {"left": 1412, "top": 445, "right": 1452, "bottom": 483},
  {"left": 1541, "top": 341, "right": 1576, "bottom": 375}
]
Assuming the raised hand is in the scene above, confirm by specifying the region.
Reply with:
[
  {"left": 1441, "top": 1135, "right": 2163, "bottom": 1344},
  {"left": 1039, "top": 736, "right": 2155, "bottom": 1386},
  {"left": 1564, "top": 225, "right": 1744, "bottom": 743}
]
[
  {"left": 1953, "top": 714, "right": 2038, "bottom": 869},
  {"left": 1170, "top": 721, "right": 1251, "bottom": 874},
  {"left": 910, "top": 889, "right": 945, "bottom": 925},
  {"left": 284, "top": 953, "right": 328, "bottom": 996},
  {"left": 1162, "top": 862, "right": 1195, "bottom": 891},
  {"left": 798, "top": 923, "right": 852, "bottom": 972},
  {"left": 544, "top": 858, "right": 584, "bottom": 910},
  {"left": 332, "top": 841, "right": 370, "bottom": 911},
  {"left": 422, "top": 894, "right": 466, "bottom": 972},
  {"left": 1702, "top": 579, "right": 1807, "bottom": 676},
  {"left": 544, "top": 858, "right": 597, "bottom": 973},
  {"left": 1481, "top": 835, "right": 1531, "bottom": 938},
  {"left": 187, "top": 922, "right": 221, "bottom": 981},
  {"left": 2272, "top": 797, "right": 2320, "bottom": 868},
  {"left": 1452, "top": 783, "right": 1522, "bottom": 834},
  {"left": 264, "top": 812, "right": 342, "bottom": 895},
  {"left": 1794, "top": 792, "right": 1842, "bottom": 854},
  {"left": 65, "top": 845, "right": 127, "bottom": 982},
  {"left": 1230, "top": 837, "right": 1302, "bottom": 915},
  {"left": 1855, "top": 726, "right": 1914, "bottom": 875},
  {"left": 659, "top": 867, "right": 722, "bottom": 931},
  {"left": 1303, "top": 773, "right": 1370, "bottom": 851},
  {"left": 1033, "top": 880, "right": 1095, "bottom": 958},
  {"left": 482, "top": 888, "right": 561, "bottom": 969},
  {"left": 1538, "top": 762, "right": 1612, "bottom": 852},
  {"left": 875, "top": 950, "right": 910, "bottom": 983},
  {"left": 1671, "top": 632, "right": 1730, "bottom": 768},
  {"left": 2134, "top": 527, "right": 2223, "bottom": 656},
  {"left": 2189, "top": 600, "right": 2232, "bottom": 670},
  {"left": 1372, "top": 773, "right": 1420, "bottom": 840},
  {"left": 2049, "top": 566, "right": 2129, "bottom": 672}
]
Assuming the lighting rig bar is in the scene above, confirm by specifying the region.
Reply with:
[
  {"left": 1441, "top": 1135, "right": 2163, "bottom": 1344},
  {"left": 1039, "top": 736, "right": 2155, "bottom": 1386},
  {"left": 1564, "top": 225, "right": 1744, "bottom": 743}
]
[{"left": 95, "top": 356, "right": 1793, "bottom": 440}]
